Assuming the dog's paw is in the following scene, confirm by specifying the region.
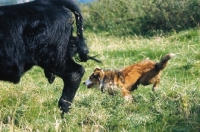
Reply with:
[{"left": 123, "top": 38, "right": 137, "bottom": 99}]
[
  {"left": 152, "top": 86, "right": 160, "bottom": 92},
  {"left": 124, "top": 95, "right": 133, "bottom": 102}
]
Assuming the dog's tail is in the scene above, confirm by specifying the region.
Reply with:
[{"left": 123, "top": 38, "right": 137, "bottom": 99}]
[
  {"left": 47, "top": 0, "right": 89, "bottom": 62},
  {"left": 155, "top": 53, "right": 176, "bottom": 70}
]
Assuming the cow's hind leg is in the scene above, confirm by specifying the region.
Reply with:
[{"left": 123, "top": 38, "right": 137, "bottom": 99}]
[{"left": 58, "top": 64, "right": 85, "bottom": 118}]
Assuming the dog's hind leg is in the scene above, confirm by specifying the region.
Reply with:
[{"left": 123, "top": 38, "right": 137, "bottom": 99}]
[{"left": 152, "top": 79, "right": 160, "bottom": 92}]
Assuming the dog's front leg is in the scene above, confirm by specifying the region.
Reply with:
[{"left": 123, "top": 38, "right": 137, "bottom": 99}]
[{"left": 121, "top": 87, "right": 133, "bottom": 102}]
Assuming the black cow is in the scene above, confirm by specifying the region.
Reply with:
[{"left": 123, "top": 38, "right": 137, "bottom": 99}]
[{"left": 0, "top": 0, "right": 97, "bottom": 118}]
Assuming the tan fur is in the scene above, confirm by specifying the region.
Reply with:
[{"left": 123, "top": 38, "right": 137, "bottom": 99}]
[{"left": 83, "top": 53, "right": 175, "bottom": 101}]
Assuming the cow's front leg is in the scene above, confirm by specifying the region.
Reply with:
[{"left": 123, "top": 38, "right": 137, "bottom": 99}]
[{"left": 58, "top": 65, "right": 85, "bottom": 118}]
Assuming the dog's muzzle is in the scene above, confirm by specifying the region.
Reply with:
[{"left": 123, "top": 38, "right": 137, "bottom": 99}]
[{"left": 83, "top": 79, "right": 94, "bottom": 88}]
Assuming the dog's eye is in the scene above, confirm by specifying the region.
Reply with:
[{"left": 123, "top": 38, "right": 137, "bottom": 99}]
[
  {"left": 90, "top": 74, "right": 98, "bottom": 80},
  {"left": 89, "top": 76, "right": 94, "bottom": 79}
]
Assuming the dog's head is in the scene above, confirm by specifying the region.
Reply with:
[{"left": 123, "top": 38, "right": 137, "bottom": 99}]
[{"left": 83, "top": 68, "right": 104, "bottom": 88}]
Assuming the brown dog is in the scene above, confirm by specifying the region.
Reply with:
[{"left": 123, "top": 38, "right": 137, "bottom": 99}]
[{"left": 83, "top": 53, "right": 175, "bottom": 101}]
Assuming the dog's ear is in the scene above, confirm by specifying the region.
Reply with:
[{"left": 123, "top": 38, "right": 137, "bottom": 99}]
[
  {"left": 94, "top": 67, "right": 101, "bottom": 72},
  {"left": 93, "top": 67, "right": 102, "bottom": 76},
  {"left": 94, "top": 70, "right": 101, "bottom": 76}
]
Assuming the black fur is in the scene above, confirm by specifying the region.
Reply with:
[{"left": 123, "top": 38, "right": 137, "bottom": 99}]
[{"left": 0, "top": 0, "right": 90, "bottom": 117}]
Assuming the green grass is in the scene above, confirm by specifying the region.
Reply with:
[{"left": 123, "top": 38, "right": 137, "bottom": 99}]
[{"left": 1, "top": 29, "right": 200, "bottom": 131}]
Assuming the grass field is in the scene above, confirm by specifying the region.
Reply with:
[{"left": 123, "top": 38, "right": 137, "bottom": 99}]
[{"left": 0, "top": 29, "right": 200, "bottom": 132}]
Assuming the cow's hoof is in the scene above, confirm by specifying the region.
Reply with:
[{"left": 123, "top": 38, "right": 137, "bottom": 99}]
[{"left": 58, "top": 97, "right": 71, "bottom": 118}]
